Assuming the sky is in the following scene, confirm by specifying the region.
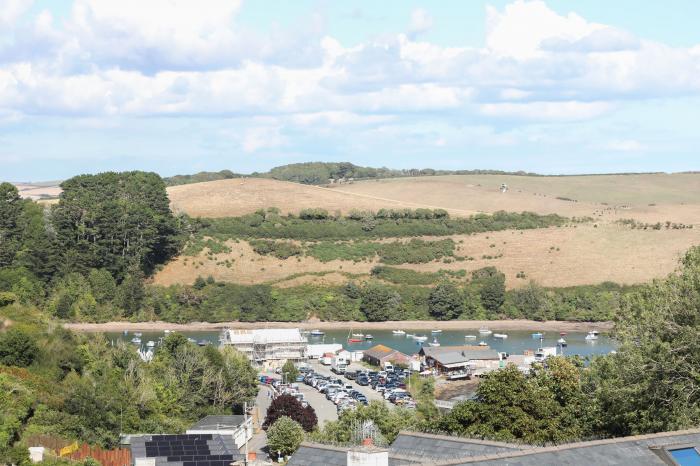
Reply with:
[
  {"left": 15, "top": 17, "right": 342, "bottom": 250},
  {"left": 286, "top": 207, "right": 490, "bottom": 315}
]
[{"left": 1, "top": 0, "right": 700, "bottom": 181}]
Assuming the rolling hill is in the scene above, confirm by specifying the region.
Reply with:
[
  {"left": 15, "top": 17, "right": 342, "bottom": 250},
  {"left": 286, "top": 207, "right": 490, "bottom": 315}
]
[{"left": 157, "top": 173, "right": 700, "bottom": 289}]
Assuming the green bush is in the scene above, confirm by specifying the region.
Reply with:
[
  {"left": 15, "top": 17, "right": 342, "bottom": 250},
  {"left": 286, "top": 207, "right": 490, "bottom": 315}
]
[
  {"left": 378, "top": 239, "right": 455, "bottom": 264},
  {"left": 267, "top": 416, "right": 304, "bottom": 459},
  {"left": 249, "top": 240, "right": 303, "bottom": 259}
]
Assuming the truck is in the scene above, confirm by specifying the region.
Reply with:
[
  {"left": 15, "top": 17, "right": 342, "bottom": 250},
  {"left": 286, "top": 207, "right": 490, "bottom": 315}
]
[
  {"left": 331, "top": 355, "right": 348, "bottom": 374},
  {"left": 382, "top": 361, "right": 394, "bottom": 371}
]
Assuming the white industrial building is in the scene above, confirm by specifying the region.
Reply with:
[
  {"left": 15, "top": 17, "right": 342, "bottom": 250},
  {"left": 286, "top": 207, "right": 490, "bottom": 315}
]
[{"left": 219, "top": 328, "right": 308, "bottom": 368}]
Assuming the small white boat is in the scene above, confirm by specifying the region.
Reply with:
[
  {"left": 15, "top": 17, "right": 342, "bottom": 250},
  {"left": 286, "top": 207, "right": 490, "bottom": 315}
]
[
  {"left": 123, "top": 330, "right": 128, "bottom": 336},
  {"left": 134, "top": 332, "right": 142, "bottom": 337},
  {"left": 187, "top": 337, "right": 197, "bottom": 343},
  {"left": 531, "top": 332, "right": 543, "bottom": 339},
  {"left": 146, "top": 340, "right": 155, "bottom": 348},
  {"left": 479, "top": 328, "right": 492, "bottom": 335},
  {"left": 431, "top": 329, "right": 443, "bottom": 334},
  {"left": 413, "top": 335, "right": 428, "bottom": 342},
  {"left": 478, "top": 341, "right": 488, "bottom": 347},
  {"left": 493, "top": 333, "right": 508, "bottom": 339},
  {"left": 352, "top": 333, "right": 365, "bottom": 338},
  {"left": 310, "top": 329, "right": 325, "bottom": 336},
  {"left": 365, "top": 334, "right": 374, "bottom": 340},
  {"left": 557, "top": 338, "right": 567, "bottom": 347},
  {"left": 406, "top": 333, "right": 415, "bottom": 338},
  {"left": 585, "top": 330, "right": 599, "bottom": 341},
  {"left": 465, "top": 335, "right": 477, "bottom": 339},
  {"left": 428, "top": 338, "right": 440, "bottom": 347},
  {"left": 392, "top": 330, "right": 406, "bottom": 335},
  {"left": 131, "top": 337, "right": 142, "bottom": 345},
  {"left": 164, "top": 329, "right": 172, "bottom": 334}
]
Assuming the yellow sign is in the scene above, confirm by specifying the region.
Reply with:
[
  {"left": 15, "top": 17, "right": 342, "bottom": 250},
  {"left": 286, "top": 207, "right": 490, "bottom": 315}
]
[{"left": 59, "top": 442, "right": 79, "bottom": 457}]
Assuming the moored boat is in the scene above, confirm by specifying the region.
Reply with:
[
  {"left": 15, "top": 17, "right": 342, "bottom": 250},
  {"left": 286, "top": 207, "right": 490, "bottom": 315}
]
[
  {"left": 146, "top": 340, "right": 155, "bottom": 348},
  {"left": 531, "top": 332, "right": 543, "bottom": 339},
  {"left": 431, "top": 329, "right": 442, "bottom": 334},
  {"left": 352, "top": 332, "right": 364, "bottom": 338},
  {"left": 479, "top": 327, "right": 492, "bottom": 335},
  {"left": 131, "top": 337, "right": 141, "bottom": 344},
  {"left": 557, "top": 337, "right": 567, "bottom": 347},
  {"left": 428, "top": 337, "right": 440, "bottom": 347},
  {"left": 465, "top": 335, "right": 477, "bottom": 339},
  {"left": 365, "top": 334, "right": 374, "bottom": 340},
  {"left": 478, "top": 341, "right": 488, "bottom": 347},
  {"left": 392, "top": 330, "right": 406, "bottom": 335},
  {"left": 493, "top": 333, "right": 508, "bottom": 339},
  {"left": 413, "top": 335, "right": 428, "bottom": 342},
  {"left": 585, "top": 330, "right": 599, "bottom": 341},
  {"left": 310, "top": 329, "right": 325, "bottom": 336}
]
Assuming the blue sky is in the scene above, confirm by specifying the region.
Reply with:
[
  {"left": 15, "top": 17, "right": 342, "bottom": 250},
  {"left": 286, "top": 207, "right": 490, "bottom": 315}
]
[{"left": 1, "top": 0, "right": 700, "bottom": 181}]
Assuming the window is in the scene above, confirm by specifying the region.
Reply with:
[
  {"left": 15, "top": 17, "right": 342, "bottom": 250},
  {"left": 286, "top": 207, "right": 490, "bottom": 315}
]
[{"left": 669, "top": 447, "right": 700, "bottom": 466}]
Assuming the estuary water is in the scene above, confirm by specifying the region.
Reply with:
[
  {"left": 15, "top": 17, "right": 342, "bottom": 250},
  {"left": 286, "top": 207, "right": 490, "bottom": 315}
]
[{"left": 106, "top": 327, "right": 615, "bottom": 358}]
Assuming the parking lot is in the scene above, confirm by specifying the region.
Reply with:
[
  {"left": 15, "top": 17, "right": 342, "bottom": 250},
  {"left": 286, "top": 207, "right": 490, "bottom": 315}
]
[
  {"left": 259, "top": 361, "right": 415, "bottom": 428},
  {"left": 309, "top": 360, "right": 386, "bottom": 404}
]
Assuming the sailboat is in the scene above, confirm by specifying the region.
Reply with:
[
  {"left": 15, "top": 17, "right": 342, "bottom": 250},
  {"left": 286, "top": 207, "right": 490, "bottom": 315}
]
[
  {"left": 392, "top": 330, "right": 406, "bottom": 335},
  {"left": 428, "top": 337, "right": 440, "bottom": 347},
  {"left": 347, "top": 329, "right": 362, "bottom": 343}
]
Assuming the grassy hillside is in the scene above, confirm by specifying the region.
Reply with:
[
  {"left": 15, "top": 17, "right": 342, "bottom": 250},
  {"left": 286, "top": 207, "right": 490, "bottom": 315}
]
[{"left": 159, "top": 172, "right": 700, "bottom": 290}]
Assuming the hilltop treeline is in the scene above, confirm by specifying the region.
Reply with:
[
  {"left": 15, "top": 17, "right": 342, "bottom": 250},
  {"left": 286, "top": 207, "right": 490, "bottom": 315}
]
[
  {"left": 163, "top": 169, "right": 243, "bottom": 186},
  {"left": 162, "top": 162, "right": 540, "bottom": 187}
]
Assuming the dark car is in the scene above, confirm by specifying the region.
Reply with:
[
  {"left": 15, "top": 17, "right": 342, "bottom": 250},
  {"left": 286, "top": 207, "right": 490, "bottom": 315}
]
[
  {"left": 345, "top": 371, "right": 357, "bottom": 380},
  {"left": 357, "top": 377, "right": 370, "bottom": 386}
]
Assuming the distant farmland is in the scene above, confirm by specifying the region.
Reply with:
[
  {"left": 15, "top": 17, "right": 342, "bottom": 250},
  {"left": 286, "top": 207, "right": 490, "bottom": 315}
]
[{"left": 156, "top": 173, "right": 700, "bottom": 289}]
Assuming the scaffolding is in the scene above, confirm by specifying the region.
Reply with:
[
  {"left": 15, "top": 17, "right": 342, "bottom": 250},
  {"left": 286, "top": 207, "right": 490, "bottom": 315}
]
[{"left": 220, "top": 329, "right": 308, "bottom": 368}]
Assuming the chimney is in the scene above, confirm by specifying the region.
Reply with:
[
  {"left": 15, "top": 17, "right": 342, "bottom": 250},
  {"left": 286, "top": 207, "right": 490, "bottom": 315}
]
[
  {"left": 347, "top": 449, "right": 388, "bottom": 466},
  {"left": 347, "top": 440, "right": 388, "bottom": 466}
]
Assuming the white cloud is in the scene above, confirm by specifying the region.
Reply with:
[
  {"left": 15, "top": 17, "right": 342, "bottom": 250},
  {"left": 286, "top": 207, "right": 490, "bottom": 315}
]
[
  {"left": 606, "top": 139, "right": 646, "bottom": 152},
  {"left": 480, "top": 101, "right": 614, "bottom": 121},
  {"left": 0, "top": 0, "right": 33, "bottom": 26},
  {"left": 0, "top": 0, "right": 698, "bottom": 130},
  {"left": 485, "top": 0, "right": 602, "bottom": 59},
  {"left": 409, "top": 8, "right": 433, "bottom": 37},
  {"left": 242, "top": 126, "right": 286, "bottom": 152}
]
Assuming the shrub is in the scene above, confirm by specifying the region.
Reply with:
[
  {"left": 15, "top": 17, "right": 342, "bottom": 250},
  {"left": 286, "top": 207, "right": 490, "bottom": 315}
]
[
  {"left": 267, "top": 416, "right": 304, "bottom": 456},
  {"left": 249, "top": 240, "right": 303, "bottom": 259},
  {"left": 264, "top": 394, "right": 317, "bottom": 432},
  {"left": 0, "top": 328, "right": 39, "bottom": 367}
]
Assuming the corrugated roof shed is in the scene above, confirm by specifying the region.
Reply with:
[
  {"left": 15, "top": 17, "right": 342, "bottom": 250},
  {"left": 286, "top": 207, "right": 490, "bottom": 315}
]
[{"left": 420, "top": 345, "right": 491, "bottom": 358}]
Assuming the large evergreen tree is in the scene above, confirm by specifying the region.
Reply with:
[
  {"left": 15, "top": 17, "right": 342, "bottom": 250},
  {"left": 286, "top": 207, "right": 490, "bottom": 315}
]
[{"left": 51, "top": 172, "right": 180, "bottom": 280}]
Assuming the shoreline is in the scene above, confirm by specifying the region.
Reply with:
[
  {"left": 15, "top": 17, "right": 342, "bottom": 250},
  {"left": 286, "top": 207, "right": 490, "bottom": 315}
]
[{"left": 63, "top": 319, "right": 612, "bottom": 333}]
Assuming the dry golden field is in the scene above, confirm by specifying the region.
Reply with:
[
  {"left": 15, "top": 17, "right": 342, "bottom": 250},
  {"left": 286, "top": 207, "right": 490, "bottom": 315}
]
[
  {"left": 156, "top": 173, "right": 700, "bottom": 289},
  {"left": 167, "top": 178, "right": 479, "bottom": 218},
  {"left": 153, "top": 223, "right": 699, "bottom": 289}
]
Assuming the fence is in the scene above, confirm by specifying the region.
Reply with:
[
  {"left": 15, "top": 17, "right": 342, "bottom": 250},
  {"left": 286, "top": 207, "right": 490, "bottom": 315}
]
[{"left": 25, "top": 435, "right": 131, "bottom": 466}]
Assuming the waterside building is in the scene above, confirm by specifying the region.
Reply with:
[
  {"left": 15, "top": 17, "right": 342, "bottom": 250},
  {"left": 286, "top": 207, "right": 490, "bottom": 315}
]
[{"left": 219, "top": 328, "right": 307, "bottom": 369}]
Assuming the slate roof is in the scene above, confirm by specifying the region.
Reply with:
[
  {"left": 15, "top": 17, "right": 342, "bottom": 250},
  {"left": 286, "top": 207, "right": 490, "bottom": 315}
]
[
  {"left": 364, "top": 345, "right": 397, "bottom": 358},
  {"left": 188, "top": 415, "right": 246, "bottom": 431},
  {"left": 443, "top": 429, "right": 700, "bottom": 465},
  {"left": 289, "top": 429, "right": 700, "bottom": 466},
  {"left": 389, "top": 432, "right": 522, "bottom": 461},
  {"left": 287, "top": 443, "right": 420, "bottom": 466}
]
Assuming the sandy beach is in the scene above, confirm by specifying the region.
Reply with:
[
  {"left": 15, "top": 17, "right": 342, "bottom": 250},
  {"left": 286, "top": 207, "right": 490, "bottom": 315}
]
[{"left": 64, "top": 319, "right": 612, "bottom": 333}]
